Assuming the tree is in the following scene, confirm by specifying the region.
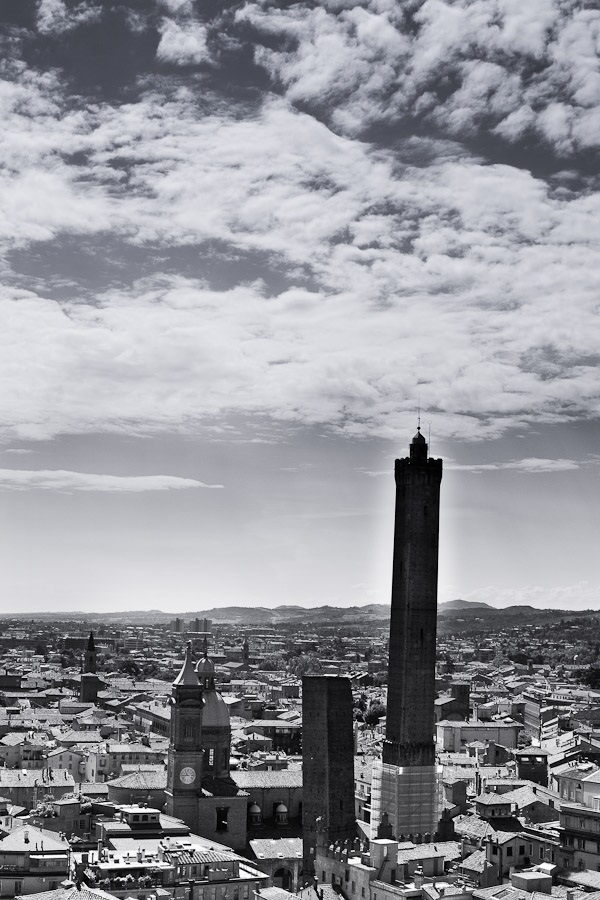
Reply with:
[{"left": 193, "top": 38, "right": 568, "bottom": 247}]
[
  {"left": 364, "top": 702, "right": 386, "bottom": 727},
  {"left": 118, "top": 659, "right": 141, "bottom": 678},
  {"left": 261, "top": 654, "right": 286, "bottom": 672},
  {"left": 287, "top": 653, "right": 323, "bottom": 677},
  {"left": 576, "top": 667, "right": 600, "bottom": 690}
]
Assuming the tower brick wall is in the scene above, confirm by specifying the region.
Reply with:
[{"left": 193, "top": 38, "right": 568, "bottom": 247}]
[
  {"left": 384, "top": 431, "right": 442, "bottom": 768},
  {"left": 302, "top": 675, "right": 356, "bottom": 878}
]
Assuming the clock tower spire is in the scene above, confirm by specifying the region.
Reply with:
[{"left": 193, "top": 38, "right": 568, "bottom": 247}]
[{"left": 165, "top": 642, "right": 204, "bottom": 832}]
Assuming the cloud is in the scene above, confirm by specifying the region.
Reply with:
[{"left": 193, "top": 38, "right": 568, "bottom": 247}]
[
  {"left": 0, "top": 468, "right": 222, "bottom": 492},
  {"left": 447, "top": 457, "right": 582, "bottom": 473},
  {"left": 37, "top": 0, "right": 101, "bottom": 36},
  {"left": 156, "top": 18, "right": 211, "bottom": 66},
  {"left": 0, "top": 19, "right": 598, "bottom": 446},
  {"left": 238, "top": 0, "right": 600, "bottom": 153}
]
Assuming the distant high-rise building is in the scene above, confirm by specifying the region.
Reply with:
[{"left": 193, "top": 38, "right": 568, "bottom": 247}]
[
  {"left": 371, "top": 428, "right": 443, "bottom": 839},
  {"left": 302, "top": 675, "right": 356, "bottom": 877},
  {"left": 185, "top": 617, "right": 212, "bottom": 636}
]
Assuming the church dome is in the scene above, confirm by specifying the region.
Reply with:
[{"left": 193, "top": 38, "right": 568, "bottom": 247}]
[
  {"left": 202, "top": 689, "right": 230, "bottom": 729},
  {"left": 196, "top": 656, "right": 215, "bottom": 677},
  {"left": 275, "top": 803, "right": 288, "bottom": 814}
]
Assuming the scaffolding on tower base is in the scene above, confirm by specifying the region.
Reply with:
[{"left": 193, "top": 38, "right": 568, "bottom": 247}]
[{"left": 370, "top": 759, "right": 442, "bottom": 840}]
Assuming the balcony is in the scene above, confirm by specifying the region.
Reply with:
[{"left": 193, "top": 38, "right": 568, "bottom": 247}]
[{"left": 88, "top": 875, "right": 170, "bottom": 897}]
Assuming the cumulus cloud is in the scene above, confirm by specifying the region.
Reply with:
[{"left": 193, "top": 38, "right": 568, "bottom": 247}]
[
  {"left": 0, "top": 15, "right": 597, "bottom": 446},
  {"left": 156, "top": 18, "right": 211, "bottom": 65},
  {"left": 238, "top": 0, "right": 600, "bottom": 152},
  {"left": 0, "top": 468, "right": 221, "bottom": 492},
  {"left": 37, "top": 0, "right": 101, "bottom": 36}
]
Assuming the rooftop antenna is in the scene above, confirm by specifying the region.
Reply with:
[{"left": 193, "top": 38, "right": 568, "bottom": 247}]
[
  {"left": 417, "top": 390, "right": 421, "bottom": 431},
  {"left": 428, "top": 422, "right": 431, "bottom": 458}
]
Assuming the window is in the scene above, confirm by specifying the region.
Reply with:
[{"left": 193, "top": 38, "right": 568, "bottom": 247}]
[
  {"left": 351, "top": 882, "right": 356, "bottom": 893},
  {"left": 322, "top": 873, "right": 325, "bottom": 883},
  {"left": 539, "top": 847, "right": 544, "bottom": 858},
  {"left": 345, "top": 871, "right": 349, "bottom": 882},
  {"left": 209, "top": 748, "right": 215, "bottom": 767},
  {"left": 506, "top": 847, "right": 513, "bottom": 857},
  {"left": 216, "top": 807, "right": 229, "bottom": 832},
  {"left": 519, "top": 845, "right": 525, "bottom": 855},
  {"left": 492, "top": 847, "right": 498, "bottom": 856},
  {"left": 362, "top": 889, "right": 365, "bottom": 898}
]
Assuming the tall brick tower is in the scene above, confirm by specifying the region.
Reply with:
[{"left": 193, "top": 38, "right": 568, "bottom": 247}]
[
  {"left": 83, "top": 631, "right": 97, "bottom": 674},
  {"left": 384, "top": 426, "right": 442, "bottom": 767},
  {"left": 302, "top": 676, "right": 356, "bottom": 877},
  {"left": 371, "top": 427, "right": 443, "bottom": 839}
]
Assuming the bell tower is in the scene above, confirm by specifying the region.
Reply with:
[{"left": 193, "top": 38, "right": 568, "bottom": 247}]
[
  {"left": 80, "top": 631, "right": 101, "bottom": 703},
  {"left": 165, "top": 643, "right": 204, "bottom": 832}
]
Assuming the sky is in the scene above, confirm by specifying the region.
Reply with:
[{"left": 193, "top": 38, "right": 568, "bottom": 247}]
[{"left": 0, "top": 0, "right": 599, "bottom": 614}]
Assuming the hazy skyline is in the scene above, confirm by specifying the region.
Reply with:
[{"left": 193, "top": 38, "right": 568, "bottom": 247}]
[{"left": 1, "top": 0, "right": 599, "bottom": 613}]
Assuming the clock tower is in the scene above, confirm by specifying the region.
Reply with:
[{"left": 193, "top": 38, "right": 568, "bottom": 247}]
[{"left": 165, "top": 642, "right": 204, "bottom": 832}]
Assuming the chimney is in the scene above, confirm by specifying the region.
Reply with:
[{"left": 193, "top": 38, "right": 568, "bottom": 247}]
[{"left": 414, "top": 866, "right": 424, "bottom": 889}]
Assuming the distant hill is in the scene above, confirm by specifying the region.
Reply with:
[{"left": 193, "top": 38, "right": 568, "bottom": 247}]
[
  {"left": 2, "top": 601, "right": 595, "bottom": 628},
  {"left": 439, "top": 599, "right": 494, "bottom": 611}
]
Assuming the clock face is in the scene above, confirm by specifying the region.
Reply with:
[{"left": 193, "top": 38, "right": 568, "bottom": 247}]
[{"left": 179, "top": 766, "right": 196, "bottom": 785}]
